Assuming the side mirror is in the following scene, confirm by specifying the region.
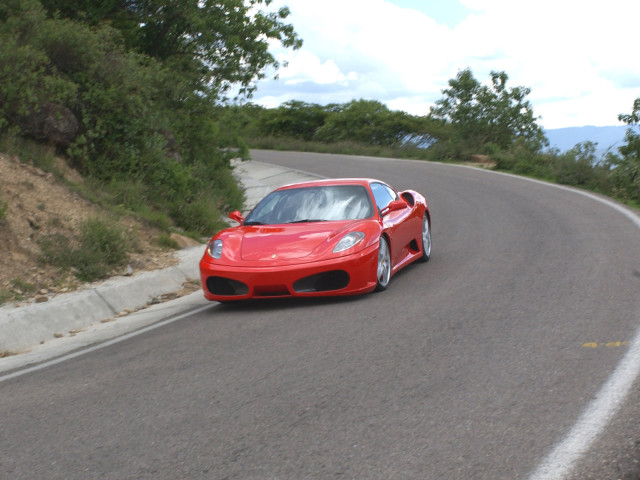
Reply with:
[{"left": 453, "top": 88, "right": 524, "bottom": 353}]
[
  {"left": 380, "top": 199, "right": 406, "bottom": 216},
  {"left": 228, "top": 210, "right": 245, "bottom": 224}
]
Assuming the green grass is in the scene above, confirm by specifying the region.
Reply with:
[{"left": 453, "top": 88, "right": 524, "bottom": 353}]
[
  {"left": 156, "top": 233, "right": 180, "bottom": 250},
  {"left": 38, "top": 218, "right": 131, "bottom": 282},
  {"left": 0, "top": 288, "right": 12, "bottom": 305},
  {"left": 0, "top": 197, "right": 7, "bottom": 223}
]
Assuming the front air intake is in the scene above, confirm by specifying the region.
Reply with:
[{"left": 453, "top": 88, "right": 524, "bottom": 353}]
[
  {"left": 206, "top": 276, "right": 249, "bottom": 296},
  {"left": 293, "top": 270, "right": 350, "bottom": 293}
]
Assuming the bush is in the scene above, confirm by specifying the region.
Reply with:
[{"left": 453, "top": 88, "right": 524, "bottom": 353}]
[
  {"left": 554, "top": 142, "right": 597, "bottom": 187},
  {"left": 38, "top": 218, "right": 130, "bottom": 282},
  {"left": 171, "top": 197, "right": 227, "bottom": 237},
  {"left": 0, "top": 197, "right": 7, "bottom": 224},
  {"left": 156, "top": 234, "right": 180, "bottom": 250}
]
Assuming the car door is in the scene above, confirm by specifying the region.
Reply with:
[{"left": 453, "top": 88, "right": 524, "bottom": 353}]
[{"left": 370, "top": 182, "right": 414, "bottom": 268}]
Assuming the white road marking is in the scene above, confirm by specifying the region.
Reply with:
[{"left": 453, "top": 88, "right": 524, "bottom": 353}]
[
  {"left": 482, "top": 169, "right": 640, "bottom": 480},
  {"left": 0, "top": 304, "right": 213, "bottom": 384}
]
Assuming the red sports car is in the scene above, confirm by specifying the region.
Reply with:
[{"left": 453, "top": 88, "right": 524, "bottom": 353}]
[{"left": 199, "top": 178, "right": 431, "bottom": 302}]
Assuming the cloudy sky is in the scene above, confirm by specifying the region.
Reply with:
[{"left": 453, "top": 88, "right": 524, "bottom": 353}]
[{"left": 250, "top": 0, "right": 640, "bottom": 129}]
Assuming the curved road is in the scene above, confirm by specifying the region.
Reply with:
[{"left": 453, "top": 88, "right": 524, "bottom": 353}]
[{"left": 1, "top": 151, "right": 640, "bottom": 479}]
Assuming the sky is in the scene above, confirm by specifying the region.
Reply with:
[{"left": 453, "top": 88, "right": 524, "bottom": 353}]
[{"left": 249, "top": 0, "right": 640, "bottom": 129}]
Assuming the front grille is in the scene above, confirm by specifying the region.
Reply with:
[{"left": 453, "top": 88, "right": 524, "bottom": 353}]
[{"left": 293, "top": 270, "right": 350, "bottom": 293}]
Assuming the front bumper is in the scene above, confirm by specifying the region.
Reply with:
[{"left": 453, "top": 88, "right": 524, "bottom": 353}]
[{"left": 199, "top": 243, "right": 379, "bottom": 301}]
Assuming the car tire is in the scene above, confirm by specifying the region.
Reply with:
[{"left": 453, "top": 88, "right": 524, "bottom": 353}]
[
  {"left": 375, "top": 236, "right": 391, "bottom": 292},
  {"left": 419, "top": 213, "right": 431, "bottom": 263}
]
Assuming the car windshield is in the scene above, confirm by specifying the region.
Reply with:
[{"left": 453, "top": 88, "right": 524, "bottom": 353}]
[{"left": 244, "top": 185, "right": 375, "bottom": 225}]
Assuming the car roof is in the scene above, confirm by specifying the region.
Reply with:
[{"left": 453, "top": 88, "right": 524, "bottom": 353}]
[{"left": 275, "top": 178, "right": 384, "bottom": 191}]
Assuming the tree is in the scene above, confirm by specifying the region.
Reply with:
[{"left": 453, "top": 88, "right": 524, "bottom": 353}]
[
  {"left": 0, "top": 0, "right": 301, "bottom": 234},
  {"left": 429, "top": 68, "right": 546, "bottom": 158},
  {"left": 554, "top": 142, "right": 598, "bottom": 187},
  {"left": 259, "top": 100, "right": 328, "bottom": 141},
  {"left": 40, "top": 0, "right": 302, "bottom": 99},
  {"left": 607, "top": 98, "right": 640, "bottom": 202},
  {"left": 314, "top": 99, "right": 424, "bottom": 147}
]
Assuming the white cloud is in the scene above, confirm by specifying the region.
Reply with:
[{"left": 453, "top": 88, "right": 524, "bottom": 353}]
[
  {"left": 276, "top": 50, "right": 357, "bottom": 86},
  {"left": 252, "top": 0, "right": 640, "bottom": 128}
]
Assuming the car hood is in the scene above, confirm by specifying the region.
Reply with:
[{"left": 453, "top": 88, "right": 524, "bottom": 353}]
[
  {"left": 239, "top": 222, "right": 349, "bottom": 261},
  {"left": 206, "top": 219, "right": 381, "bottom": 266}
]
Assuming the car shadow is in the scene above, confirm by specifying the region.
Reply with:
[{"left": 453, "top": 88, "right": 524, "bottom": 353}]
[{"left": 212, "top": 293, "right": 368, "bottom": 312}]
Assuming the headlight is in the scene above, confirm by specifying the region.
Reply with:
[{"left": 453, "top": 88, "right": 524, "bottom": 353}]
[
  {"left": 333, "top": 232, "right": 365, "bottom": 253},
  {"left": 207, "top": 239, "right": 223, "bottom": 259}
]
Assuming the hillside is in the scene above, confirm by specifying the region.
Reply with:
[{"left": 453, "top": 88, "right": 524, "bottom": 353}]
[{"left": 0, "top": 153, "right": 200, "bottom": 306}]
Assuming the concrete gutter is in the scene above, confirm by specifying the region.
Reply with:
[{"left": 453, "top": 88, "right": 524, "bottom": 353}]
[
  {"left": 0, "top": 160, "right": 318, "bottom": 358},
  {"left": 0, "top": 246, "right": 202, "bottom": 353}
]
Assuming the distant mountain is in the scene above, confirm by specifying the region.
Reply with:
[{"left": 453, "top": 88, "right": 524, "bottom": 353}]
[{"left": 543, "top": 125, "right": 631, "bottom": 155}]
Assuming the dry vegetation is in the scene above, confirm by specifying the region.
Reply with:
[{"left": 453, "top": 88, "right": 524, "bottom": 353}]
[{"left": 0, "top": 153, "right": 200, "bottom": 306}]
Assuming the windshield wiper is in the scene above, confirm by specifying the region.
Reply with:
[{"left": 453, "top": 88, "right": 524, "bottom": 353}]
[
  {"left": 287, "top": 219, "right": 327, "bottom": 224},
  {"left": 243, "top": 221, "right": 266, "bottom": 225}
]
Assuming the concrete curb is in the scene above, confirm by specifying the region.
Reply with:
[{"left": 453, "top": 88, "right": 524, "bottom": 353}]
[
  {"left": 0, "top": 160, "right": 316, "bottom": 355},
  {"left": 0, "top": 246, "right": 202, "bottom": 353}
]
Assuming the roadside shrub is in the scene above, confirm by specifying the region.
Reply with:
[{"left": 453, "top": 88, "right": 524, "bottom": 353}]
[
  {"left": 0, "top": 197, "right": 7, "bottom": 224},
  {"left": 0, "top": 289, "right": 11, "bottom": 305},
  {"left": 554, "top": 142, "right": 597, "bottom": 187},
  {"left": 38, "top": 233, "right": 74, "bottom": 268},
  {"left": 156, "top": 234, "right": 180, "bottom": 250},
  {"left": 78, "top": 218, "right": 128, "bottom": 266},
  {"left": 171, "top": 197, "right": 227, "bottom": 237},
  {"left": 38, "top": 218, "right": 130, "bottom": 281}
]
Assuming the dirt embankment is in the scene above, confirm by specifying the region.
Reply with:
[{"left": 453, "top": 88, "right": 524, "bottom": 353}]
[{"left": 0, "top": 153, "right": 199, "bottom": 305}]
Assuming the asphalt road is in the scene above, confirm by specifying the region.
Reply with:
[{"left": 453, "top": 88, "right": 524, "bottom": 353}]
[{"left": 2, "top": 151, "right": 640, "bottom": 479}]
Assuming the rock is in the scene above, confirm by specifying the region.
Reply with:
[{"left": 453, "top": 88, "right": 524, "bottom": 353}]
[
  {"left": 123, "top": 265, "right": 134, "bottom": 276},
  {"left": 35, "top": 296, "right": 48, "bottom": 303},
  {"left": 22, "top": 102, "right": 79, "bottom": 148}
]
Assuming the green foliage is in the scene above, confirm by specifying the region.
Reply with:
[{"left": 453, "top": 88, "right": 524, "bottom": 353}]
[
  {"left": 156, "top": 234, "right": 180, "bottom": 250},
  {"left": 38, "top": 218, "right": 130, "bottom": 282},
  {"left": 0, "top": 0, "right": 301, "bottom": 234},
  {"left": 315, "top": 100, "right": 422, "bottom": 147},
  {"left": 429, "top": 68, "right": 546, "bottom": 159},
  {"left": 606, "top": 98, "right": 640, "bottom": 203},
  {"left": 171, "top": 196, "right": 227, "bottom": 236},
  {"left": 0, "top": 289, "right": 11, "bottom": 305},
  {"left": 41, "top": 0, "right": 302, "bottom": 99},
  {"left": 0, "top": 1, "right": 78, "bottom": 130},
  {"left": 0, "top": 130, "right": 57, "bottom": 172},
  {"left": 238, "top": 100, "right": 439, "bottom": 149},
  {"left": 554, "top": 142, "right": 598, "bottom": 187},
  {"left": 0, "top": 196, "right": 7, "bottom": 223},
  {"left": 259, "top": 100, "right": 328, "bottom": 141}
]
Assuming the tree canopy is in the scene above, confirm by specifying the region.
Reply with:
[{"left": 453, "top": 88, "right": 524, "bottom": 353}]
[
  {"left": 429, "top": 68, "right": 546, "bottom": 157},
  {"left": 606, "top": 98, "right": 640, "bottom": 202},
  {"left": 39, "top": 0, "right": 302, "bottom": 99},
  {"left": 0, "top": 0, "right": 301, "bottom": 234}
]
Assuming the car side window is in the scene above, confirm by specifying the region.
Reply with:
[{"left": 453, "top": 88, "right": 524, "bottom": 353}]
[{"left": 370, "top": 182, "right": 397, "bottom": 211}]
